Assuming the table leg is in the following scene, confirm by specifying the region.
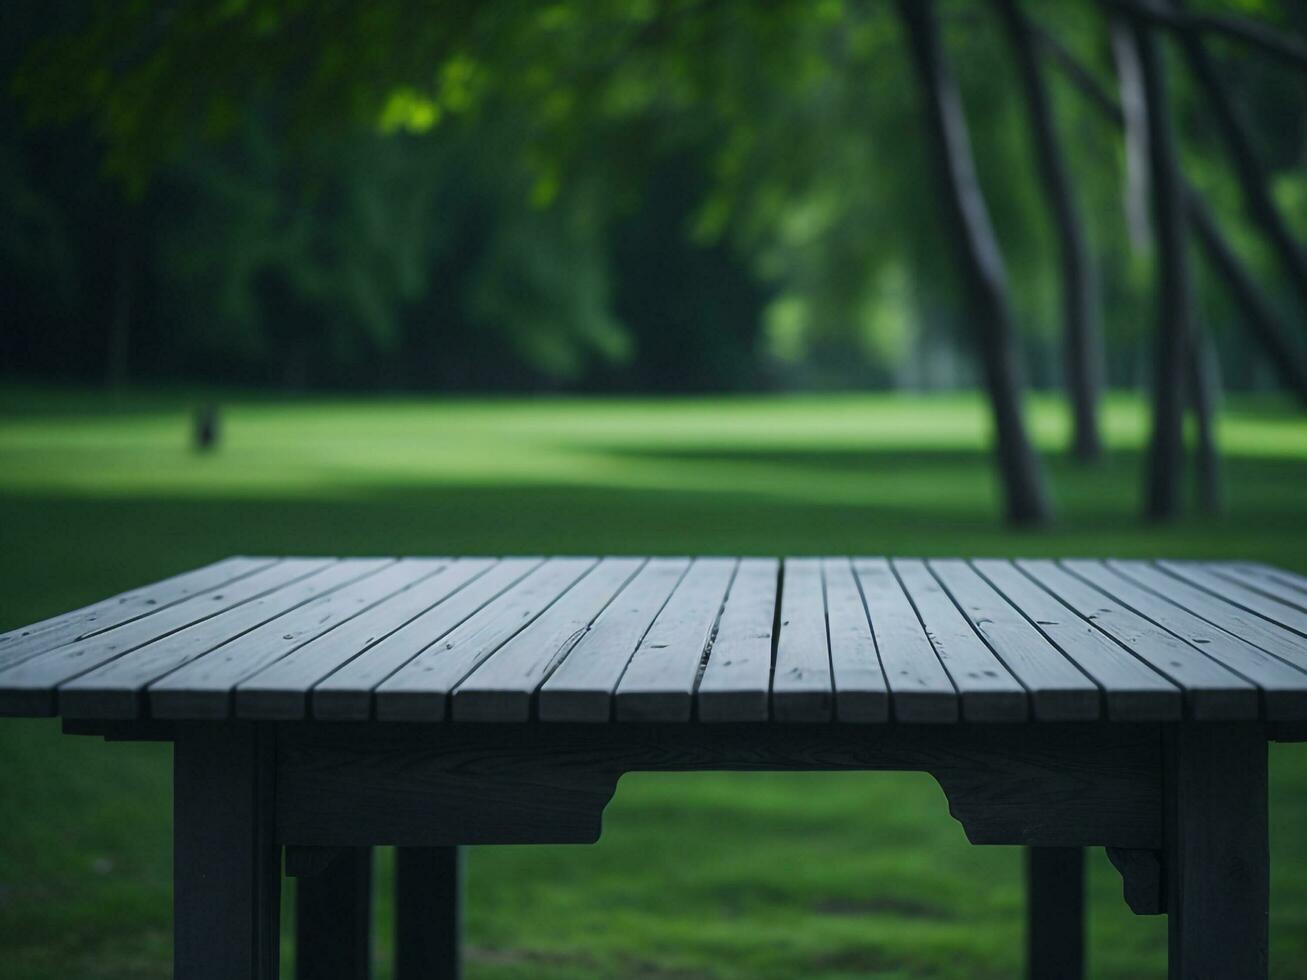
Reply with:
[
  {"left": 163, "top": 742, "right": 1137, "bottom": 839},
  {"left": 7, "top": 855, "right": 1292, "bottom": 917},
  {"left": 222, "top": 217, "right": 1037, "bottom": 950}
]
[
  {"left": 1026, "top": 846, "right": 1084, "bottom": 980},
  {"left": 174, "top": 723, "right": 281, "bottom": 980},
  {"left": 1166, "top": 724, "right": 1268, "bottom": 980},
  {"left": 295, "top": 848, "right": 373, "bottom": 980},
  {"left": 395, "top": 846, "right": 462, "bottom": 980}
]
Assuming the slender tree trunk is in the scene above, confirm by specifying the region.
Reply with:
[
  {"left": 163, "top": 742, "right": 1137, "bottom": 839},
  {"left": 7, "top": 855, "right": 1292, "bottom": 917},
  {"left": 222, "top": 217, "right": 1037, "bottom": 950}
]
[
  {"left": 1188, "top": 325, "right": 1221, "bottom": 513},
  {"left": 1189, "top": 200, "right": 1307, "bottom": 408},
  {"left": 1169, "top": 0, "right": 1307, "bottom": 318},
  {"left": 108, "top": 215, "right": 135, "bottom": 390},
  {"left": 897, "top": 0, "right": 1053, "bottom": 526},
  {"left": 1111, "top": 19, "right": 1154, "bottom": 252},
  {"left": 1131, "top": 19, "right": 1191, "bottom": 521},
  {"left": 1034, "top": 22, "right": 1307, "bottom": 409},
  {"left": 992, "top": 0, "right": 1103, "bottom": 463}
]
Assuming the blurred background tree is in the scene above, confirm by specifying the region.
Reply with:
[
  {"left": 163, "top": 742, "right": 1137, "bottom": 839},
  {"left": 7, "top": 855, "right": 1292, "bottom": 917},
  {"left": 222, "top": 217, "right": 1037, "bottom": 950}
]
[{"left": 2, "top": 0, "right": 1306, "bottom": 519}]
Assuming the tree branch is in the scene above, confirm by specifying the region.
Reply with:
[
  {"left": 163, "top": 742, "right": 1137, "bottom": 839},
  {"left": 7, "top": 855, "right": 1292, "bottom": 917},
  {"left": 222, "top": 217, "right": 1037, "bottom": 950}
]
[
  {"left": 1100, "top": 0, "right": 1307, "bottom": 72},
  {"left": 1030, "top": 19, "right": 1307, "bottom": 410}
]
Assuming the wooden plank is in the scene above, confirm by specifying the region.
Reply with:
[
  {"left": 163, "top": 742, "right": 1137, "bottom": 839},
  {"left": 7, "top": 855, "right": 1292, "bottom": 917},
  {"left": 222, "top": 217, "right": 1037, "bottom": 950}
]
[
  {"left": 453, "top": 558, "right": 645, "bottom": 722},
  {"left": 770, "top": 558, "right": 834, "bottom": 722},
  {"left": 236, "top": 560, "right": 497, "bottom": 720},
  {"left": 1108, "top": 563, "right": 1307, "bottom": 676},
  {"left": 149, "top": 560, "right": 427, "bottom": 719},
  {"left": 312, "top": 559, "right": 540, "bottom": 721},
  {"left": 1227, "top": 562, "right": 1307, "bottom": 598},
  {"left": 972, "top": 559, "right": 1182, "bottom": 721},
  {"left": 1158, "top": 560, "right": 1307, "bottom": 637},
  {"left": 892, "top": 559, "right": 1026, "bottom": 721},
  {"left": 0, "top": 560, "right": 325, "bottom": 717},
  {"left": 0, "top": 556, "right": 272, "bottom": 671},
  {"left": 59, "top": 560, "right": 373, "bottom": 719},
  {"left": 928, "top": 559, "right": 1100, "bottom": 720},
  {"left": 1100, "top": 560, "right": 1307, "bottom": 719},
  {"left": 613, "top": 558, "right": 737, "bottom": 722},
  {"left": 1017, "top": 561, "right": 1259, "bottom": 720},
  {"left": 696, "top": 557, "right": 779, "bottom": 722},
  {"left": 821, "top": 557, "right": 889, "bottom": 723},
  {"left": 853, "top": 558, "right": 957, "bottom": 722},
  {"left": 537, "top": 558, "right": 690, "bottom": 722},
  {"left": 374, "top": 558, "right": 597, "bottom": 722},
  {"left": 1207, "top": 563, "right": 1307, "bottom": 613},
  {"left": 1255, "top": 563, "right": 1307, "bottom": 592}
]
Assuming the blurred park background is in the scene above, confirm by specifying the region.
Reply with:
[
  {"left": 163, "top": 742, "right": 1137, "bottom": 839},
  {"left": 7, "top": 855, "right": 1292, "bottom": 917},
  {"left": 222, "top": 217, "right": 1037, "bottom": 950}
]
[{"left": 2, "top": 0, "right": 1307, "bottom": 977}]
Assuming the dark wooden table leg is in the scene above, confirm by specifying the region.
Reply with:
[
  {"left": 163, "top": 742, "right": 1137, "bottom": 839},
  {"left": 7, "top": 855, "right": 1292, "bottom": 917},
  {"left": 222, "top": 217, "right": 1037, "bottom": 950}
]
[
  {"left": 395, "top": 846, "right": 462, "bottom": 980},
  {"left": 1166, "top": 724, "right": 1268, "bottom": 980},
  {"left": 295, "top": 848, "right": 373, "bottom": 980},
  {"left": 174, "top": 722, "right": 281, "bottom": 980},
  {"left": 1026, "top": 846, "right": 1085, "bottom": 980}
]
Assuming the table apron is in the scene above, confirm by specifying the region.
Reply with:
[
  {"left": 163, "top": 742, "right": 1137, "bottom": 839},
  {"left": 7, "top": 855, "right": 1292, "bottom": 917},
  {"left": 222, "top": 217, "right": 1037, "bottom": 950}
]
[{"left": 272, "top": 721, "right": 1167, "bottom": 849}]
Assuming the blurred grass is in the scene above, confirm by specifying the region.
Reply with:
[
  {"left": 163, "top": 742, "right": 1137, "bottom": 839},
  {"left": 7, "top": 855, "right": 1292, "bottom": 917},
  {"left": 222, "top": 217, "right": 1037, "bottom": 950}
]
[{"left": 0, "top": 385, "right": 1305, "bottom": 979}]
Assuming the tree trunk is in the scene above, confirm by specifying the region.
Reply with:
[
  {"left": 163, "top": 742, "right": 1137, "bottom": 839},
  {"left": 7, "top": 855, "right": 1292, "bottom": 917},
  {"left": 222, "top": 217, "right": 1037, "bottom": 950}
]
[
  {"left": 1188, "top": 325, "right": 1221, "bottom": 513},
  {"left": 1034, "top": 22, "right": 1307, "bottom": 409},
  {"left": 897, "top": 0, "right": 1054, "bottom": 526},
  {"left": 108, "top": 216, "right": 134, "bottom": 390},
  {"left": 1170, "top": 0, "right": 1307, "bottom": 319},
  {"left": 1188, "top": 199, "right": 1307, "bottom": 408},
  {"left": 993, "top": 0, "right": 1103, "bottom": 463},
  {"left": 1131, "top": 19, "right": 1192, "bottom": 521}
]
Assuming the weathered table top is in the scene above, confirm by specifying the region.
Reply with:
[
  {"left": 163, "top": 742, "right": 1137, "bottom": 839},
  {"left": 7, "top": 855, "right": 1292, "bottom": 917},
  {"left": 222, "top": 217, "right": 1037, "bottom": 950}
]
[{"left": 2, "top": 556, "right": 1305, "bottom": 725}]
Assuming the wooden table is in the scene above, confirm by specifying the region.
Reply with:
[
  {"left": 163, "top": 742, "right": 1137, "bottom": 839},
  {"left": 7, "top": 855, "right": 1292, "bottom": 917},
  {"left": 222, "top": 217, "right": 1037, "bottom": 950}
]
[{"left": 3, "top": 556, "right": 1305, "bottom": 979}]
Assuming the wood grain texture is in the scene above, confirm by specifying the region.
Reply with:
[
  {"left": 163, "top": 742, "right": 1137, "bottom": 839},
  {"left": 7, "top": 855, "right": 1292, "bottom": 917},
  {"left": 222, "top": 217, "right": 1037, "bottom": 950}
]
[
  {"left": 236, "top": 560, "right": 487, "bottom": 720},
  {"left": 149, "top": 560, "right": 416, "bottom": 719},
  {"left": 1017, "top": 561, "right": 1259, "bottom": 720},
  {"left": 1110, "top": 562, "right": 1307, "bottom": 683},
  {"left": 275, "top": 721, "right": 1163, "bottom": 849},
  {"left": 538, "top": 558, "right": 690, "bottom": 722},
  {"left": 892, "top": 559, "right": 1026, "bottom": 721},
  {"left": 0, "top": 556, "right": 271, "bottom": 671},
  {"left": 174, "top": 722, "right": 280, "bottom": 980},
  {"left": 1165, "top": 724, "right": 1268, "bottom": 978},
  {"left": 770, "top": 558, "right": 834, "bottom": 722},
  {"left": 374, "top": 558, "right": 596, "bottom": 722},
  {"left": 929, "top": 559, "right": 1100, "bottom": 720},
  {"left": 453, "top": 558, "right": 645, "bottom": 722},
  {"left": 696, "top": 558, "right": 779, "bottom": 722},
  {"left": 822, "top": 558, "right": 889, "bottom": 722},
  {"left": 1159, "top": 560, "right": 1307, "bottom": 637},
  {"left": 313, "top": 558, "right": 539, "bottom": 721},
  {"left": 1210, "top": 563, "right": 1307, "bottom": 612},
  {"left": 613, "top": 558, "right": 736, "bottom": 722},
  {"left": 0, "top": 560, "right": 326, "bottom": 717},
  {"left": 59, "top": 559, "right": 367, "bottom": 720},
  {"left": 1079, "top": 561, "right": 1307, "bottom": 720},
  {"left": 854, "top": 558, "right": 958, "bottom": 722},
  {"left": 973, "top": 559, "right": 1181, "bottom": 722},
  {"left": 10, "top": 556, "right": 1306, "bottom": 726}
]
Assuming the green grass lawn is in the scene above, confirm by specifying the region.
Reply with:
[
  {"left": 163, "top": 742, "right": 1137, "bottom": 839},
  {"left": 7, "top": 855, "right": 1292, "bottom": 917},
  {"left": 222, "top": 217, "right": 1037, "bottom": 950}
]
[{"left": 1, "top": 385, "right": 1305, "bottom": 979}]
